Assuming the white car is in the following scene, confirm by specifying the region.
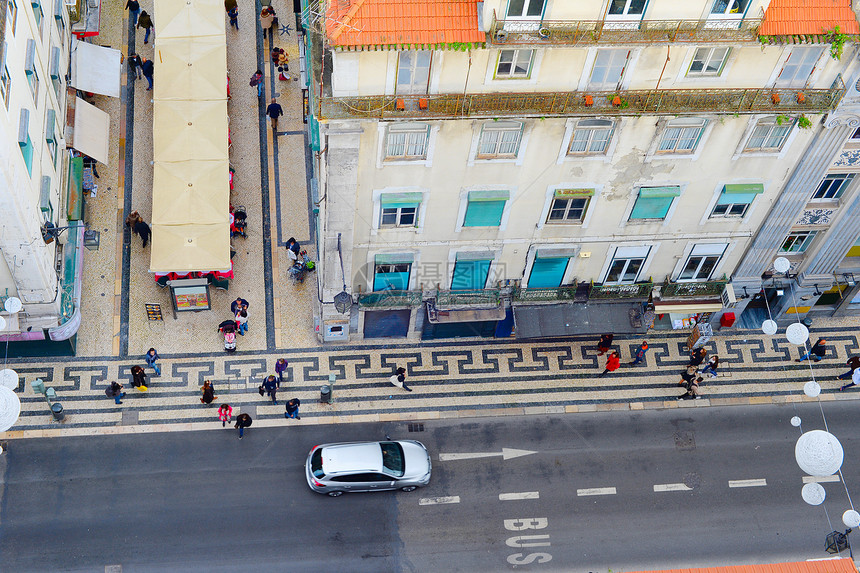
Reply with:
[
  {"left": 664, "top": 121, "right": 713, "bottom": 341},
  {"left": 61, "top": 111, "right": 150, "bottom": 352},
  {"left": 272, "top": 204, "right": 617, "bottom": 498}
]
[{"left": 306, "top": 440, "right": 432, "bottom": 497}]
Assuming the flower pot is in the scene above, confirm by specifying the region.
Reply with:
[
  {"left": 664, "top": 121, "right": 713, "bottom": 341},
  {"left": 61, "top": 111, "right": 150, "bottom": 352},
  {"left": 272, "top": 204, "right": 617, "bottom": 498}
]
[
  {"left": 771, "top": 93, "right": 781, "bottom": 104},
  {"left": 797, "top": 92, "right": 806, "bottom": 103},
  {"left": 584, "top": 95, "right": 593, "bottom": 106},
  {"left": 612, "top": 95, "right": 622, "bottom": 106},
  {"left": 538, "top": 27, "right": 550, "bottom": 38}
]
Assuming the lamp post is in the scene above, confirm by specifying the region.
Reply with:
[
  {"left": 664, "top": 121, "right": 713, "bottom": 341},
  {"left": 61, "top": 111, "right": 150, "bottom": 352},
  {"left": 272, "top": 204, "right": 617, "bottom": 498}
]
[{"left": 41, "top": 222, "right": 100, "bottom": 250}]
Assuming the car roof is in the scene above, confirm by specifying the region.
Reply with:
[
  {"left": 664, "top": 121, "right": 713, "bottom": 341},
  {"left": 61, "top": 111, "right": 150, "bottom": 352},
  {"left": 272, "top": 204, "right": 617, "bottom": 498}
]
[{"left": 322, "top": 442, "right": 383, "bottom": 474}]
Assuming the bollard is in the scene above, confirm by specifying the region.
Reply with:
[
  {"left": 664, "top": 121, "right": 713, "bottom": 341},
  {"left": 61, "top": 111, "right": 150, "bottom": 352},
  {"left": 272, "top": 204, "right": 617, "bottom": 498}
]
[
  {"left": 320, "top": 385, "right": 331, "bottom": 404},
  {"left": 31, "top": 379, "right": 45, "bottom": 395},
  {"left": 50, "top": 403, "right": 64, "bottom": 422},
  {"left": 45, "top": 387, "right": 57, "bottom": 401}
]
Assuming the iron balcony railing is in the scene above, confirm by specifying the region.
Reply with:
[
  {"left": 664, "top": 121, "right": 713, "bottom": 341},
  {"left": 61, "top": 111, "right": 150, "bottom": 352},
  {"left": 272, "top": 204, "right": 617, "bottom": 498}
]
[
  {"left": 488, "top": 11, "right": 761, "bottom": 46},
  {"left": 589, "top": 282, "right": 654, "bottom": 299},
  {"left": 318, "top": 78, "right": 844, "bottom": 121},
  {"left": 357, "top": 290, "right": 424, "bottom": 308},
  {"left": 661, "top": 278, "right": 728, "bottom": 298},
  {"left": 435, "top": 288, "right": 502, "bottom": 308},
  {"left": 513, "top": 286, "right": 579, "bottom": 302}
]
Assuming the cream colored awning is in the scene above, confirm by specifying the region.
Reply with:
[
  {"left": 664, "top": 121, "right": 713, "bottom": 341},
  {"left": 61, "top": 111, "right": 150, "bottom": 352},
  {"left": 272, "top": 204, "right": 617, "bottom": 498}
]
[
  {"left": 653, "top": 302, "right": 724, "bottom": 314},
  {"left": 149, "top": 223, "right": 231, "bottom": 273},
  {"left": 151, "top": 162, "right": 229, "bottom": 225},
  {"left": 152, "top": 100, "right": 229, "bottom": 163},
  {"left": 70, "top": 39, "right": 122, "bottom": 98},
  {"left": 153, "top": 37, "right": 228, "bottom": 101},
  {"left": 156, "top": 0, "right": 224, "bottom": 39},
  {"left": 71, "top": 97, "right": 110, "bottom": 164}
]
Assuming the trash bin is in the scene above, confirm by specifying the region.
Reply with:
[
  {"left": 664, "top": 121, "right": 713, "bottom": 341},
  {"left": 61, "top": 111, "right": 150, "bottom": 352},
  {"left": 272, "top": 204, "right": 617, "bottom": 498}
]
[
  {"left": 720, "top": 312, "right": 736, "bottom": 327},
  {"left": 31, "top": 379, "right": 45, "bottom": 395},
  {"left": 320, "top": 385, "right": 331, "bottom": 404},
  {"left": 50, "top": 403, "right": 64, "bottom": 422},
  {"left": 802, "top": 317, "right": 813, "bottom": 328}
]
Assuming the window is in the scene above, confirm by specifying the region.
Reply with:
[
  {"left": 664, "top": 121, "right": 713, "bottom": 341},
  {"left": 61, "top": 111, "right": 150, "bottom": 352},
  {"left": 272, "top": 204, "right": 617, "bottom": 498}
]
[
  {"left": 49, "top": 46, "right": 61, "bottom": 97},
  {"left": 547, "top": 189, "right": 593, "bottom": 223},
  {"left": 373, "top": 255, "right": 413, "bottom": 291},
  {"left": 744, "top": 117, "right": 793, "bottom": 152},
  {"left": 688, "top": 47, "right": 729, "bottom": 76},
  {"left": 781, "top": 231, "right": 817, "bottom": 254},
  {"left": 0, "top": 61, "right": 9, "bottom": 110},
  {"left": 496, "top": 49, "right": 534, "bottom": 78},
  {"left": 40, "top": 175, "right": 53, "bottom": 220},
  {"left": 506, "top": 0, "right": 544, "bottom": 18},
  {"left": 8, "top": 0, "right": 17, "bottom": 35},
  {"left": 711, "top": 184, "right": 763, "bottom": 218},
  {"left": 32, "top": 0, "right": 43, "bottom": 36},
  {"left": 45, "top": 108, "right": 57, "bottom": 164},
  {"left": 379, "top": 192, "right": 421, "bottom": 228},
  {"left": 630, "top": 186, "right": 680, "bottom": 220},
  {"left": 385, "top": 123, "right": 429, "bottom": 160},
  {"left": 24, "top": 39, "right": 39, "bottom": 105},
  {"left": 775, "top": 47, "right": 823, "bottom": 88},
  {"left": 604, "top": 246, "right": 651, "bottom": 284},
  {"left": 710, "top": 0, "right": 748, "bottom": 15},
  {"left": 451, "top": 255, "right": 493, "bottom": 290},
  {"left": 529, "top": 255, "right": 570, "bottom": 288},
  {"left": 589, "top": 49, "right": 629, "bottom": 90},
  {"left": 608, "top": 0, "right": 647, "bottom": 16},
  {"left": 852, "top": 127, "right": 860, "bottom": 139},
  {"left": 463, "top": 190, "right": 509, "bottom": 227},
  {"left": 568, "top": 119, "right": 615, "bottom": 155},
  {"left": 18, "top": 109, "right": 33, "bottom": 176},
  {"left": 396, "top": 51, "right": 431, "bottom": 95},
  {"left": 813, "top": 174, "right": 855, "bottom": 200},
  {"left": 658, "top": 118, "right": 707, "bottom": 153},
  {"left": 477, "top": 121, "right": 523, "bottom": 158},
  {"left": 679, "top": 244, "right": 726, "bottom": 281}
]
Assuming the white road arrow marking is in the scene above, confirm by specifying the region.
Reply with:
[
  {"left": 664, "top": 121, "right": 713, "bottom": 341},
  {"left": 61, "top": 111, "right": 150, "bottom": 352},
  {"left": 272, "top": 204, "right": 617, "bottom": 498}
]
[{"left": 438, "top": 448, "right": 537, "bottom": 462}]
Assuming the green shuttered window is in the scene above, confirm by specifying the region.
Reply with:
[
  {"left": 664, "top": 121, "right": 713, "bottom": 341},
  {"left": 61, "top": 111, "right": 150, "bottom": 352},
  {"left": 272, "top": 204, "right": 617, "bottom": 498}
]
[
  {"left": 629, "top": 186, "right": 680, "bottom": 220},
  {"left": 463, "top": 191, "right": 509, "bottom": 227}
]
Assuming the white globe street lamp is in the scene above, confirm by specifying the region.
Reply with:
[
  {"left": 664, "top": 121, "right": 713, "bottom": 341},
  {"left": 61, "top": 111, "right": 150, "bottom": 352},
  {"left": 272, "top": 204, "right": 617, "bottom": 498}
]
[
  {"left": 786, "top": 322, "right": 810, "bottom": 345},
  {"left": 796, "top": 430, "right": 844, "bottom": 477},
  {"left": 0, "top": 386, "right": 21, "bottom": 432}
]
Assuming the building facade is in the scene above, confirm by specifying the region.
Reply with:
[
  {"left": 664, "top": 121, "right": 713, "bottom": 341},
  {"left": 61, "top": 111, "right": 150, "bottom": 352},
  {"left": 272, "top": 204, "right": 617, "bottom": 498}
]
[{"left": 305, "top": 0, "right": 859, "bottom": 342}]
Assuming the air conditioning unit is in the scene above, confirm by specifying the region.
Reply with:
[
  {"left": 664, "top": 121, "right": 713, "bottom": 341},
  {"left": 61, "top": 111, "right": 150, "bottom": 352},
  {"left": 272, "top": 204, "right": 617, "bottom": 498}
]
[{"left": 721, "top": 284, "right": 737, "bottom": 306}]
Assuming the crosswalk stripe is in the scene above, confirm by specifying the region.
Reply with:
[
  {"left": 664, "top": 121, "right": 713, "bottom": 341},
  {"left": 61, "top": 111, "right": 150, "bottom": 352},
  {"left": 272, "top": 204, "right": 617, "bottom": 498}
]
[
  {"left": 803, "top": 475, "right": 840, "bottom": 484},
  {"left": 499, "top": 491, "right": 540, "bottom": 501}
]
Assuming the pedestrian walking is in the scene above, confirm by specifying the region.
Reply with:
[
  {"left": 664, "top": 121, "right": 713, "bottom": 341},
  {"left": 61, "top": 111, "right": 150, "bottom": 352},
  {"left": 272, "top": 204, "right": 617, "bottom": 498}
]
[
  {"left": 701, "top": 354, "right": 720, "bottom": 378},
  {"left": 389, "top": 367, "right": 412, "bottom": 392},
  {"left": 266, "top": 98, "right": 283, "bottom": 132},
  {"left": 284, "top": 398, "right": 301, "bottom": 420},
  {"left": 144, "top": 348, "right": 161, "bottom": 376},
  {"left": 137, "top": 10, "right": 154, "bottom": 44},
  {"left": 218, "top": 403, "right": 233, "bottom": 427},
  {"left": 200, "top": 380, "right": 217, "bottom": 405},
  {"left": 678, "top": 377, "right": 702, "bottom": 400},
  {"left": 230, "top": 297, "right": 249, "bottom": 315},
  {"left": 141, "top": 56, "right": 155, "bottom": 91},
  {"left": 234, "top": 413, "right": 252, "bottom": 439},
  {"left": 600, "top": 350, "right": 620, "bottom": 376},
  {"left": 260, "top": 6, "right": 276, "bottom": 31},
  {"left": 597, "top": 334, "right": 613, "bottom": 356},
  {"left": 275, "top": 358, "right": 289, "bottom": 382},
  {"left": 105, "top": 381, "right": 126, "bottom": 405},
  {"left": 796, "top": 338, "right": 827, "bottom": 363},
  {"left": 128, "top": 53, "right": 143, "bottom": 80},
  {"left": 130, "top": 365, "right": 148, "bottom": 391},
  {"left": 250, "top": 69, "right": 263, "bottom": 98},
  {"left": 224, "top": 0, "right": 237, "bottom": 11},
  {"left": 235, "top": 309, "right": 248, "bottom": 335},
  {"left": 263, "top": 375, "right": 279, "bottom": 404},
  {"left": 838, "top": 356, "right": 860, "bottom": 381},
  {"left": 126, "top": 0, "right": 140, "bottom": 25},
  {"left": 689, "top": 347, "right": 708, "bottom": 368},
  {"left": 840, "top": 367, "right": 860, "bottom": 391},
  {"left": 228, "top": 6, "right": 239, "bottom": 29},
  {"left": 678, "top": 365, "right": 698, "bottom": 388},
  {"left": 629, "top": 341, "right": 649, "bottom": 366}
]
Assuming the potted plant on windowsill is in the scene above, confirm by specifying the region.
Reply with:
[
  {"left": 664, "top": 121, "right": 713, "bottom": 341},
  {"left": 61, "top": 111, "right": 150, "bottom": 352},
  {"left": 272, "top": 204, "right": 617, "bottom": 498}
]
[
  {"left": 584, "top": 95, "right": 593, "bottom": 106},
  {"left": 771, "top": 93, "right": 781, "bottom": 104},
  {"left": 797, "top": 91, "right": 806, "bottom": 103}
]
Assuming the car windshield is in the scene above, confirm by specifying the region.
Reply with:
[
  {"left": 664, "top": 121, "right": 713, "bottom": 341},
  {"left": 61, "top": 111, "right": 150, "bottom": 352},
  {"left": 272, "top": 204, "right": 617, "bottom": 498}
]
[
  {"left": 380, "top": 442, "right": 405, "bottom": 477},
  {"left": 311, "top": 448, "right": 325, "bottom": 478}
]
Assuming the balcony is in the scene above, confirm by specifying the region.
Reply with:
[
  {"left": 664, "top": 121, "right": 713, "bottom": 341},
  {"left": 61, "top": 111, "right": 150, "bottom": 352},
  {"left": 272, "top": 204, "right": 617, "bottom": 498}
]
[
  {"left": 589, "top": 282, "right": 654, "bottom": 300},
  {"left": 435, "top": 288, "right": 502, "bottom": 308},
  {"left": 660, "top": 278, "right": 728, "bottom": 299},
  {"left": 317, "top": 78, "right": 844, "bottom": 121},
  {"left": 513, "top": 286, "right": 580, "bottom": 302},
  {"left": 488, "top": 11, "right": 761, "bottom": 46},
  {"left": 357, "top": 290, "right": 424, "bottom": 308}
]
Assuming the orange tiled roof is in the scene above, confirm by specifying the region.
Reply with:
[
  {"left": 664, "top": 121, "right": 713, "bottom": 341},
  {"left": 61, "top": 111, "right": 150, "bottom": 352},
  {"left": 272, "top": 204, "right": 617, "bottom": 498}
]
[
  {"left": 325, "top": 0, "right": 485, "bottom": 47},
  {"left": 761, "top": 0, "right": 859, "bottom": 35},
  {"left": 632, "top": 558, "right": 858, "bottom": 573}
]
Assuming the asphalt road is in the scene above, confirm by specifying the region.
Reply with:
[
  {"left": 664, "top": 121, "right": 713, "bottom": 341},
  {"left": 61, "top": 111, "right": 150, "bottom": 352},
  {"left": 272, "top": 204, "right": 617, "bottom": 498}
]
[{"left": 0, "top": 401, "right": 856, "bottom": 572}]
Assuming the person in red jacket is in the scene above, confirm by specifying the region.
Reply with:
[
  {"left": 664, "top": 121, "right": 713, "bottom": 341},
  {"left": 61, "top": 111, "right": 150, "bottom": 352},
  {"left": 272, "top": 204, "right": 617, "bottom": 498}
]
[{"left": 600, "top": 350, "right": 620, "bottom": 376}]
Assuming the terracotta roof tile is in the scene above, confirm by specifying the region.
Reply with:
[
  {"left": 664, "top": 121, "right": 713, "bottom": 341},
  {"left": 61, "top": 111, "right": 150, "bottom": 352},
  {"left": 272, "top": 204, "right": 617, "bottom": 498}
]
[
  {"left": 326, "top": 0, "right": 485, "bottom": 47},
  {"left": 631, "top": 559, "right": 858, "bottom": 573},
  {"left": 761, "top": 0, "right": 859, "bottom": 35}
]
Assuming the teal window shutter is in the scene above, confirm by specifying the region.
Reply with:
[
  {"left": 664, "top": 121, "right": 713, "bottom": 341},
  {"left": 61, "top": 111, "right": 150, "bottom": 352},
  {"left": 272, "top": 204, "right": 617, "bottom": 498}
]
[
  {"left": 630, "top": 187, "right": 679, "bottom": 220},
  {"left": 528, "top": 257, "right": 569, "bottom": 288},
  {"left": 451, "top": 259, "right": 492, "bottom": 290},
  {"left": 463, "top": 191, "right": 509, "bottom": 227},
  {"left": 380, "top": 192, "right": 422, "bottom": 209}
]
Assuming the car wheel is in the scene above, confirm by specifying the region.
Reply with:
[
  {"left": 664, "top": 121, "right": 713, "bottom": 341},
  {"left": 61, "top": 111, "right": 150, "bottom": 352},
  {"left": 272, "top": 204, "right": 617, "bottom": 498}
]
[
  {"left": 327, "top": 491, "right": 344, "bottom": 497},
  {"left": 400, "top": 486, "right": 417, "bottom": 492}
]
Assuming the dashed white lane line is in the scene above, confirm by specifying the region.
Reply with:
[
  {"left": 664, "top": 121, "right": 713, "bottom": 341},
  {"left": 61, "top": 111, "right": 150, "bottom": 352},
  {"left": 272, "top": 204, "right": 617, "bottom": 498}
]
[
  {"left": 653, "top": 483, "right": 692, "bottom": 492},
  {"left": 728, "top": 479, "right": 767, "bottom": 488},
  {"left": 499, "top": 491, "right": 540, "bottom": 501},
  {"left": 577, "top": 487, "right": 616, "bottom": 496},
  {"left": 419, "top": 496, "right": 461, "bottom": 506},
  {"left": 803, "top": 475, "right": 840, "bottom": 484}
]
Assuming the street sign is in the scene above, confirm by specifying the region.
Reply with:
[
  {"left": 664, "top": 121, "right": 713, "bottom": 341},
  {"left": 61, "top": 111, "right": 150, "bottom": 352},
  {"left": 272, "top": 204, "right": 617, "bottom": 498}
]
[{"left": 145, "top": 304, "right": 163, "bottom": 321}]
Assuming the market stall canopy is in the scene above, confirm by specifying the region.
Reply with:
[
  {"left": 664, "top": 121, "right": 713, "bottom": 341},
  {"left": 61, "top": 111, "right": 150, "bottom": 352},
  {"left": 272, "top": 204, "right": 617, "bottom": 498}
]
[
  {"left": 153, "top": 37, "right": 227, "bottom": 101},
  {"left": 70, "top": 97, "right": 110, "bottom": 164},
  {"left": 149, "top": 223, "right": 230, "bottom": 273},
  {"left": 151, "top": 161, "right": 230, "bottom": 225},
  {"left": 155, "top": 0, "right": 224, "bottom": 39},
  {"left": 70, "top": 39, "right": 121, "bottom": 98},
  {"left": 152, "top": 100, "right": 228, "bottom": 163}
]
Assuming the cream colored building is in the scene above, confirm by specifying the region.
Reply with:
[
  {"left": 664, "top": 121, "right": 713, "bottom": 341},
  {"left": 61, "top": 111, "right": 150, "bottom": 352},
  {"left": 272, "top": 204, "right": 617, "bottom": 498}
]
[{"left": 305, "top": 0, "right": 858, "bottom": 341}]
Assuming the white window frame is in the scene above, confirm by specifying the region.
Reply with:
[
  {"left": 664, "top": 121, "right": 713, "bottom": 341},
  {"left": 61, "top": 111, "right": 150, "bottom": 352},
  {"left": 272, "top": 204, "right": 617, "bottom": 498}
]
[
  {"left": 370, "top": 188, "right": 429, "bottom": 235},
  {"left": 772, "top": 46, "right": 825, "bottom": 89},
  {"left": 468, "top": 120, "right": 530, "bottom": 165},
  {"left": 546, "top": 194, "right": 591, "bottom": 224},
  {"left": 732, "top": 115, "right": 800, "bottom": 160},
  {"left": 364, "top": 251, "right": 421, "bottom": 293},
  {"left": 477, "top": 121, "right": 523, "bottom": 158},
  {"left": 567, "top": 118, "right": 615, "bottom": 156},
  {"left": 812, "top": 173, "right": 855, "bottom": 201},
  {"left": 494, "top": 48, "right": 535, "bottom": 79},
  {"left": 376, "top": 122, "right": 439, "bottom": 168},
  {"left": 709, "top": 0, "right": 749, "bottom": 17},
  {"left": 699, "top": 181, "right": 766, "bottom": 225},
  {"left": 587, "top": 49, "right": 630, "bottom": 91},
  {"left": 620, "top": 182, "right": 685, "bottom": 228},
  {"left": 780, "top": 230, "right": 818, "bottom": 254},
  {"left": 687, "top": 47, "right": 730, "bottom": 76},
  {"left": 522, "top": 244, "right": 580, "bottom": 288},
  {"left": 675, "top": 243, "right": 728, "bottom": 282},
  {"left": 537, "top": 183, "right": 602, "bottom": 230},
  {"left": 557, "top": 118, "right": 621, "bottom": 164},
  {"left": 505, "top": 0, "right": 545, "bottom": 19},
  {"left": 8, "top": 0, "right": 18, "bottom": 36},
  {"left": 743, "top": 116, "right": 794, "bottom": 153},
  {"left": 656, "top": 118, "right": 708, "bottom": 154},
  {"left": 395, "top": 50, "right": 432, "bottom": 95},
  {"left": 600, "top": 244, "right": 654, "bottom": 285}
]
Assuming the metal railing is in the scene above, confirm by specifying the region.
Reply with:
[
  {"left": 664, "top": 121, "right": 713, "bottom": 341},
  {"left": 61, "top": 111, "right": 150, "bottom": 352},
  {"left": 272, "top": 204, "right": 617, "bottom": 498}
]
[
  {"left": 589, "top": 282, "right": 654, "bottom": 299},
  {"left": 513, "top": 286, "right": 579, "bottom": 302},
  {"left": 488, "top": 11, "right": 761, "bottom": 46},
  {"left": 318, "top": 78, "right": 844, "bottom": 121},
  {"left": 661, "top": 278, "right": 728, "bottom": 298},
  {"left": 357, "top": 290, "right": 424, "bottom": 308},
  {"left": 435, "top": 288, "right": 502, "bottom": 307}
]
